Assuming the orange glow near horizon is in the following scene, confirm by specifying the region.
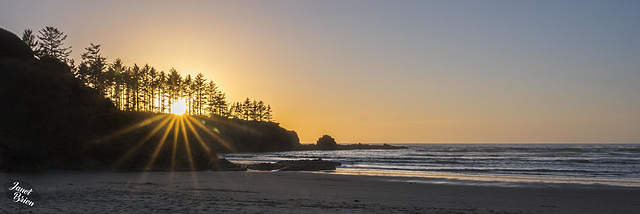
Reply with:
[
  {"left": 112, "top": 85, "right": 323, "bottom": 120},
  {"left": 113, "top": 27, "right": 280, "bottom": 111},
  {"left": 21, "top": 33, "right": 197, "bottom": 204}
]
[{"left": 6, "top": 1, "right": 639, "bottom": 143}]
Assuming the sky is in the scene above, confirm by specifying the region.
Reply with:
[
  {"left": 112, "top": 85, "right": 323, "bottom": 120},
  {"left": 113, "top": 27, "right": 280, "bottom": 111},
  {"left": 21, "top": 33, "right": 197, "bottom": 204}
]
[{"left": 2, "top": 0, "right": 639, "bottom": 143}]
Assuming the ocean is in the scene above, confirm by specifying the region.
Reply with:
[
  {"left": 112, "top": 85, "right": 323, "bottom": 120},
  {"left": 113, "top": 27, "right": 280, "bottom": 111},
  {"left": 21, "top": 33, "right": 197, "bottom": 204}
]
[{"left": 223, "top": 144, "right": 640, "bottom": 187}]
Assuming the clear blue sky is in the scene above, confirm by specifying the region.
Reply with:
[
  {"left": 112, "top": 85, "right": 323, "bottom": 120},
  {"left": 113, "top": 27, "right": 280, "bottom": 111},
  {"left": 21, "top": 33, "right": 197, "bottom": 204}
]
[{"left": 2, "top": 0, "right": 639, "bottom": 143}]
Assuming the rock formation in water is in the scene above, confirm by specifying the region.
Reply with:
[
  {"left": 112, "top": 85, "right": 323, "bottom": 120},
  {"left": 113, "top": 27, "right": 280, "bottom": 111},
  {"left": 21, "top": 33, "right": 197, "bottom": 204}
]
[
  {"left": 247, "top": 159, "right": 342, "bottom": 171},
  {"left": 295, "top": 134, "right": 406, "bottom": 151}
]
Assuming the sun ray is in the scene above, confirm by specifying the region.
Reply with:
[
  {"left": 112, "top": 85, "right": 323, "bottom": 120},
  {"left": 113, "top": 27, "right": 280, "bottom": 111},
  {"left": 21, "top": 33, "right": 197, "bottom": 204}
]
[
  {"left": 179, "top": 116, "right": 196, "bottom": 171},
  {"left": 186, "top": 116, "right": 235, "bottom": 152},
  {"left": 183, "top": 116, "right": 214, "bottom": 158},
  {"left": 178, "top": 116, "right": 200, "bottom": 189},
  {"left": 145, "top": 116, "right": 177, "bottom": 171},
  {"left": 170, "top": 116, "right": 181, "bottom": 171},
  {"left": 93, "top": 114, "right": 169, "bottom": 144},
  {"left": 114, "top": 115, "right": 174, "bottom": 168}
]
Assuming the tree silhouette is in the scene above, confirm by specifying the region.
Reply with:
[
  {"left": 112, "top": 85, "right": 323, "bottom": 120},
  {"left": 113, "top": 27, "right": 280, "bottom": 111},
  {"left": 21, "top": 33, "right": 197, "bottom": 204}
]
[
  {"left": 206, "top": 81, "right": 229, "bottom": 117},
  {"left": 122, "top": 66, "right": 134, "bottom": 111},
  {"left": 264, "top": 105, "right": 273, "bottom": 121},
  {"left": 95, "top": 59, "right": 275, "bottom": 121},
  {"left": 243, "top": 98, "right": 252, "bottom": 120},
  {"left": 78, "top": 43, "right": 107, "bottom": 92},
  {"left": 36, "top": 26, "right": 72, "bottom": 63},
  {"left": 147, "top": 65, "right": 159, "bottom": 112},
  {"left": 20, "top": 26, "right": 276, "bottom": 122},
  {"left": 157, "top": 70, "right": 168, "bottom": 113},
  {"left": 193, "top": 73, "right": 206, "bottom": 115},
  {"left": 21, "top": 29, "right": 38, "bottom": 54},
  {"left": 167, "top": 68, "right": 182, "bottom": 113},
  {"left": 106, "top": 59, "right": 126, "bottom": 109},
  {"left": 225, "top": 98, "right": 274, "bottom": 121},
  {"left": 183, "top": 74, "right": 193, "bottom": 114},
  {"left": 139, "top": 64, "right": 153, "bottom": 112}
]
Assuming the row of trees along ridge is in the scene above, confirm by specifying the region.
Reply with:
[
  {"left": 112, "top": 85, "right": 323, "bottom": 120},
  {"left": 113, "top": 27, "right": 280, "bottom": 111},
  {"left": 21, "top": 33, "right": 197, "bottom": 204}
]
[{"left": 21, "top": 27, "right": 273, "bottom": 121}]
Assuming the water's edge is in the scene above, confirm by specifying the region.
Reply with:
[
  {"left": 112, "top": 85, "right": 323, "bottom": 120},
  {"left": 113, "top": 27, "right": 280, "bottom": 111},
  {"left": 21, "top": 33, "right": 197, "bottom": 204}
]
[{"left": 223, "top": 144, "right": 640, "bottom": 187}]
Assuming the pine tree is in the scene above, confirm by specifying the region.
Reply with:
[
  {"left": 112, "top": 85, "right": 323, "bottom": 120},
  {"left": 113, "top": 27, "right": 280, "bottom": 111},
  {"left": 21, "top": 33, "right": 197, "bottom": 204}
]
[
  {"left": 243, "top": 98, "right": 252, "bottom": 120},
  {"left": 21, "top": 29, "right": 38, "bottom": 54},
  {"left": 122, "top": 67, "right": 133, "bottom": 111},
  {"left": 231, "top": 102, "right": 244, "bottom": 119},
  {"left": 264, "top": 105, "right": 273, "bottom": 122},
  {"left": 157, "top": 71, "right": 168, "bottom": 113},
  {"left": 148, "top": 66, "right": 158, "bottom": 112},
  {"left": 193, "top": 73, "right": 206, "bottom": 115},
  {"left": 108, "top": 59, "right": 126, "bottom": 110},
  {"left": 102, "top": 60, "right": 117, "bottom": 104},
  {"left": 79, "top": 43, "right": 107, "bottom": 92},
  {"left": 206, "top": 81, "right": 228, "bottom": 117},
  {"left": 205, "top": 80, "right": 217, "bottom": 116},
  {"left": 36, "top": 26, "right": 72, "bottom": 63},
  {"left": 167, "top": 68, "right": 182, "bottom": 113},
  {"left": 129, "top": 64, "right": 142, "bottom": 111},
  {"left": 183, "top": 74, "right": 193, "bottom": 114},
  {"left": 228, "top": 103, "right": 235, "bottom": 118},
  {"left": 255, "top": 100, "right": 266, "bottom": 121}
]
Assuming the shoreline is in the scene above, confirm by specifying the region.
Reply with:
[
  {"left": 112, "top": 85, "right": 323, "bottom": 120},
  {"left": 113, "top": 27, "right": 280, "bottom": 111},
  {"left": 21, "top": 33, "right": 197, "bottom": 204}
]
[
  {"left": 326, "top": 168, "right": 640, "bottom": 188},
  {"left": 228, "top": 159, "right": 640, "bottom": 188},
  {"left": 223, "top": 143, "right": 640, "bottom": 189},
  {"left": 2, "top": 171, "right": 639, "bottom": 213}
]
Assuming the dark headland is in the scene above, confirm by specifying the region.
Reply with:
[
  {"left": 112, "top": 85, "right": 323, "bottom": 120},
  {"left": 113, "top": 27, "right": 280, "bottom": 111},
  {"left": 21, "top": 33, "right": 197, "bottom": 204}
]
[{"left": 0, "top": 27, "right": 297, "bottom": 172}]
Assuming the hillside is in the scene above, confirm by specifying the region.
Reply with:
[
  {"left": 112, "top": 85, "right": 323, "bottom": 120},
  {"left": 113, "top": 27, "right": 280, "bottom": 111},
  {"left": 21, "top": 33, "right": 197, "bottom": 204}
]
[{"left": 0, "top": 28, "right": 299, "bottom": 172}]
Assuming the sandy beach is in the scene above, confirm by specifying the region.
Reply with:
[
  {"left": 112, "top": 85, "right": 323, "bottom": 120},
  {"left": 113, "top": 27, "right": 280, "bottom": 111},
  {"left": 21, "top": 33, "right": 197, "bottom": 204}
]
[{"left": 2, "top": 171, "right": 639, "bottom": 213}]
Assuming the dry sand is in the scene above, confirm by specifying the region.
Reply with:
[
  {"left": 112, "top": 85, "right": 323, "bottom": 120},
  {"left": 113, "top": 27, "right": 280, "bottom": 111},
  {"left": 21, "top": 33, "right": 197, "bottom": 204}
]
[{"left": 2, "top": 171, "right": 639, "bottom": 213}]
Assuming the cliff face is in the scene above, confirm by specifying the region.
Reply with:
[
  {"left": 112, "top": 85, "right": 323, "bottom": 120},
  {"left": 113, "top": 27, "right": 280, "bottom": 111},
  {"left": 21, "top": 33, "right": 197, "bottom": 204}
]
[
  {"left": 93, "top": 114, "right": 300, "bottom": 170},
  {"left": 0, "top": 28, "right": 299, "bottom": 172},
  {"left": 0, "top": 27, "right": 34, "bottom": 60},
  {"left": 0, "top": 28, "right": 120, "bottom": 171},
  {"left": 215, "top": 118, "right": 300, "bottom": 153}
]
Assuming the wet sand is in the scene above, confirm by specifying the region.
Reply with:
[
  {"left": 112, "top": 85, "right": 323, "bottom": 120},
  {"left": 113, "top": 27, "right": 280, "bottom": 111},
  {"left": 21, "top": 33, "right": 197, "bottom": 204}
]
[{"left": 2, "top": 171, "right": 639, "bottom": 213}]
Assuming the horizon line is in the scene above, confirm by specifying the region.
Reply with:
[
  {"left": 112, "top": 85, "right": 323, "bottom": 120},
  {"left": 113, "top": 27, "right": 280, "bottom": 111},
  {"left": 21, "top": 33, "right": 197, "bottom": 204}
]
[{"left": 300, "top": 141, "right": 640, "bottom": 145}]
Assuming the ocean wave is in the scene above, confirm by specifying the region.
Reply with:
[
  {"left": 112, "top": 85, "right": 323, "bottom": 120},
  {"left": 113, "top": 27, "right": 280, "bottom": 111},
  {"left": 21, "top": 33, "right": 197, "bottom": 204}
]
[
  {"left": 614, "top": 147, "right": 640, "bottom": 153},
  {"left": 554, "top": 159, "right": 592, "bottom": 163},
  {"left": 227, "top": 144, "right": 640, "bottom": 180},
  {"left": 434, "top": 160, "right": 465, "bottom": 164},
  {"left": 340, "top": 165, "right": 616, "bottom": 175},
  {"left": 425, "top": 168, "right": 606, "bottom": 175}
]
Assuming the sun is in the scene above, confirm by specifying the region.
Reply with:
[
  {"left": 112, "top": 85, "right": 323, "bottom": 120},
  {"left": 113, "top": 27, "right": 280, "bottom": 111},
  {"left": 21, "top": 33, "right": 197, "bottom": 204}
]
[{"left": 171, "top": 98, "right": 187, "bottom": 115}]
